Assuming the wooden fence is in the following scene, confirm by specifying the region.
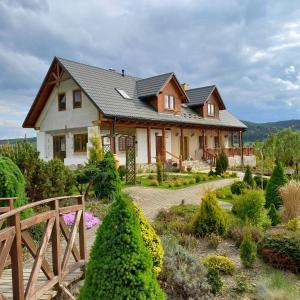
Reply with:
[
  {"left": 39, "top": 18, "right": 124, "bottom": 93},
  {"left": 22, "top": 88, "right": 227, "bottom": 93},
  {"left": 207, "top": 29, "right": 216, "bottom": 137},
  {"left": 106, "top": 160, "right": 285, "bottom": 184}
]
[{"left": 0, "top": 195, "right": 86, "bottom": 300}]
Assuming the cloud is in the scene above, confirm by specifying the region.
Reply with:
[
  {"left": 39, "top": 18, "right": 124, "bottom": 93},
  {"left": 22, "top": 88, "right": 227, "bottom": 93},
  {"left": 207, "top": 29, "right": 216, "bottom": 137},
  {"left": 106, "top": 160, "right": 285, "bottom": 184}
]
[{"left": 1, "top": 0, "right": 300, "bottom": 137}]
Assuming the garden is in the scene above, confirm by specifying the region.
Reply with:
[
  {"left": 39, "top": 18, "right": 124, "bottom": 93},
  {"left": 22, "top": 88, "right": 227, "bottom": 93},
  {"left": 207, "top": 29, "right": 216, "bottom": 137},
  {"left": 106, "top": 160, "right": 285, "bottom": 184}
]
[{"left": 1, "top": 128, "right": 300, "bottom": 299}]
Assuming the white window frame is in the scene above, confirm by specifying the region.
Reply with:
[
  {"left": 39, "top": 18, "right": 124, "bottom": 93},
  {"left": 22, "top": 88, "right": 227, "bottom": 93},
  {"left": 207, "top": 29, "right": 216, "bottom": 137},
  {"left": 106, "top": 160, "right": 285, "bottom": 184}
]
[
  {"left": 164, "top": 95, "right": 175, "bottom": 110},
  {"left": 208, "top": 103, "right": 215, "bottom": 116}
]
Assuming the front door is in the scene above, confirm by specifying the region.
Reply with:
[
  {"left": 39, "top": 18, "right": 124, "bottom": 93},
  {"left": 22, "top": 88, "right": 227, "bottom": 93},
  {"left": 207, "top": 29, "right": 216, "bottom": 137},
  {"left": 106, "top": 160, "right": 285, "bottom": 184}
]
[
  {"left": 53, "top": 135, "right": 66, "bottom": 161},
  {"left": 156, "top": 136, "right": 163, "bottom": 160},
  {"left": 183, "top": 136, "right": 189, "bottom": 160}
]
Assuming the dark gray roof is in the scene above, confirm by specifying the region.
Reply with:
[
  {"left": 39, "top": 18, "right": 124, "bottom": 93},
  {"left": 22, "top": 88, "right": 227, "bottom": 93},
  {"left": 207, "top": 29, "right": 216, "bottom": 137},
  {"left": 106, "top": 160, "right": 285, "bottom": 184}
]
[
  {"left": 186, "top": 85, "right": 216, "bottom": 106},
  {"left": 57, "top": 57, "right": 246, "bottom": 129},
  {"left": 136, "top": 72, "right": 173, "bottom": 98}
]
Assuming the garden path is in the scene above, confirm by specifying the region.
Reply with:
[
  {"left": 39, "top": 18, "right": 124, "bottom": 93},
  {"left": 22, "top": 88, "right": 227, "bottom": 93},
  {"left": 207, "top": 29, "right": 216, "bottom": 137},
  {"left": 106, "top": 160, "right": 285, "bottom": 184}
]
[{"left": 124, "top": 178, "right": 236, "bottom": 220}]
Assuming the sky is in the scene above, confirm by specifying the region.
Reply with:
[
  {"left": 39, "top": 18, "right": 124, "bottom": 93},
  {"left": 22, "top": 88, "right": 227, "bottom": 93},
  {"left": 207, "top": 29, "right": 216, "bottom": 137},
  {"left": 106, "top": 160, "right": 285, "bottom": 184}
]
[{"left": 1, "top": 0, "right": 300, "bottom": 139}]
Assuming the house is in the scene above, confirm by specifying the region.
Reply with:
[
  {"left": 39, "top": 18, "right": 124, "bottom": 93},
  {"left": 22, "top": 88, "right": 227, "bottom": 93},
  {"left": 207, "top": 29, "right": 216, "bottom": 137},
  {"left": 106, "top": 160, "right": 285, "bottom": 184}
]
[{"left": 23, "top": 57, "right": 255, "bottom": 170}]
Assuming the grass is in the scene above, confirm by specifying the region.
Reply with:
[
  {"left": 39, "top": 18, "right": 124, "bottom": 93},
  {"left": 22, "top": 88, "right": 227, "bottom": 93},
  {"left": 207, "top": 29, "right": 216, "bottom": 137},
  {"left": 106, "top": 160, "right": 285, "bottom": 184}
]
[
  {"left": 132, "top": 172, "right": 236, "bottom": 190},
  {"left": 215, "top": 185, "right": 235, "bottom": 203},
  {"left": 255, "top": 266, "right": 300, "bottom": 300}
]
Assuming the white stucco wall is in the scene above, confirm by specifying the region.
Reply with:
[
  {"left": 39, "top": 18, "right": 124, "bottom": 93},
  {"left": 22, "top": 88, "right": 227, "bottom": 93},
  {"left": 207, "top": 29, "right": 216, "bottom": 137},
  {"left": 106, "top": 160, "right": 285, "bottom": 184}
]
[{"left": 35, "top": 77, "right": 99, "bottom": 164}]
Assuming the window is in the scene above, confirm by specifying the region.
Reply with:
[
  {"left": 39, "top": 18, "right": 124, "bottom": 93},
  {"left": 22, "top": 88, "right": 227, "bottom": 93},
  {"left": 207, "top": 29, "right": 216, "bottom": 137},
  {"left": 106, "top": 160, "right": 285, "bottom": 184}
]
[
  {"left": 73, "top": 90, "right": 82, "bottom": 108},
  {"left": 115, "top": 88, "right": 131, "bottom": 99},
  {"left": 118, "top": 136, "right": 134, "bottom": 151},
  {"left": 164, "top": 95, "right": 175, "bottom": 110},
  {"left": 208, "top": 103, "right": 215, "bottom": 116},
  {"left": 58, "top": 93, "right": 66, "bottom": 111},
  {"left": 74, "top": 133, "right": 88, "bottom": 152}
]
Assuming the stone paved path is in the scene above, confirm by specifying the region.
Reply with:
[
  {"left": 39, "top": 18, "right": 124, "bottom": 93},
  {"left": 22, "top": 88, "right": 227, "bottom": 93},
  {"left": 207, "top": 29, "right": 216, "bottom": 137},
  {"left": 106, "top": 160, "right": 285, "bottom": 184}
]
[{"left": 124, "top": 178, "right": 235, "bottom": 220}]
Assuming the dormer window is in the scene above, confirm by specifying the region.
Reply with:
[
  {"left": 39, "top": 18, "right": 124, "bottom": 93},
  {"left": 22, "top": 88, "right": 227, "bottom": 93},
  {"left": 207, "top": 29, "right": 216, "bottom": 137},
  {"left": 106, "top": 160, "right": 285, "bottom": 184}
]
[
  {"left": 208, "top": 102, "right": 215, "bottom": 116},
  {"left": 164, "top": 95, "right": 174, "bottom": 110}
]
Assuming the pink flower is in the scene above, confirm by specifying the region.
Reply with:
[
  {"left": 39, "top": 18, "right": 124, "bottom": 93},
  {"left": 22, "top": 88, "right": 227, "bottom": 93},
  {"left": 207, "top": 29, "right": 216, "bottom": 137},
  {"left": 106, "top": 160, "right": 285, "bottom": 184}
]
[{"left": 62, "top": 212, "right": 100, "bottom": 229}]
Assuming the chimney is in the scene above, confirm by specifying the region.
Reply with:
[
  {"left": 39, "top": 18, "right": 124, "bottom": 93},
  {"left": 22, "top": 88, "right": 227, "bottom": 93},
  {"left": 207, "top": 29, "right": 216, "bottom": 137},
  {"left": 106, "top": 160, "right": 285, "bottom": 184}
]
[
  {"left": 122, "top": 69, "right": 125, "bottom": 77},
  {"left": 181, "top": 83, "right": 189, "bottom": 91}
]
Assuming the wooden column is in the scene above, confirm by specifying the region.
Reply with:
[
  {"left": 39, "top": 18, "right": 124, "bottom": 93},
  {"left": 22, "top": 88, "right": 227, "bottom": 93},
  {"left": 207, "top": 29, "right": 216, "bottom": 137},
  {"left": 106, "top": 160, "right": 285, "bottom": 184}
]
[
  {"left": 218, "top": 129, "right": 220, "bottom": 153},
  {"left": 10, "top": 211, "right": 24, "bottom": 300},
  {"left": 238, "top": 130, "right": 241, "bottom": 148},
  {"left": 162, "top": 127, "right": 166, "bottom": 162},
  {"left": 231, "top": 130, "right": 234, "bottom": 147},
  {"left": 202, "top": 129, "right": 205, "bottom": 159},
  {"left": 147, "top": 127, "right": 151, "bottom": 164},
  {"left": 241, "top": 131, "right": 244, "bottom": 167},
  {"left": 180, "top": 127, "right": 183, "bottom": 159}
]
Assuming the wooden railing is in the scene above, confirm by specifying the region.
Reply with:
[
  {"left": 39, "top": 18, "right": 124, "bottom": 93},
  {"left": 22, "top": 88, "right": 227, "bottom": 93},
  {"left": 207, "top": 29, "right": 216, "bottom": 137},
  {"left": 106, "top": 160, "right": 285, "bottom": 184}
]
[
  {"left": 205, "top": 147, "right": 254, "bottom": 158},
  {"left": 203, "top": 149, "right": 218, "bottom": 166},
  {"left": 0, "top": 195, "right": 86, "bottom": 300}
]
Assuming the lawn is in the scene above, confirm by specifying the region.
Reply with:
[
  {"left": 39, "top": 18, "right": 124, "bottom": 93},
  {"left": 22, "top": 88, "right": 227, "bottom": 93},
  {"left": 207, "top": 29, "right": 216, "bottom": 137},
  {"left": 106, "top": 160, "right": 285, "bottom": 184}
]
[{"left": 132, "top": 172, "right": 237, "bottom": 190}]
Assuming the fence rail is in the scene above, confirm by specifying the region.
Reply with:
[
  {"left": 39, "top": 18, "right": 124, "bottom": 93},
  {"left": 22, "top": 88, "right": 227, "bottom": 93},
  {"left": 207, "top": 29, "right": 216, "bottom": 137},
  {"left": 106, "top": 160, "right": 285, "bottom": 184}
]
[{"left": 0, "top": 195, "right": 86, "bottom": 300}]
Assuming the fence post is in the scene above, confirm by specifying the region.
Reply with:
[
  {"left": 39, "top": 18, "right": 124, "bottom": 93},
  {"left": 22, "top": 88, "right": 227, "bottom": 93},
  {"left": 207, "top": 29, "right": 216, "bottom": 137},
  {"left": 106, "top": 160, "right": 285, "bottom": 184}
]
[
  {"left": 10, "top": 210, "right": 24, "bottom": 300},
  {"left": 78, "top": 196, "right": 87, "bottom": 266},
  {"left": 50, "top": 199, "right": 61, "bottom": 293}
]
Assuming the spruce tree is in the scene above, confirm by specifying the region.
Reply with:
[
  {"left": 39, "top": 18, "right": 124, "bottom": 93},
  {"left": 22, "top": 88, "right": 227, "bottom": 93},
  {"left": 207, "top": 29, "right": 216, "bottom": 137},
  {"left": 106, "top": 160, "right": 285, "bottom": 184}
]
[
  {"left": 78, "top": 195, "right": 164, "bottom": 299},
  {"left": 156, "top": 157, "right": 163, "bottom": 184},
  {"left": 268, "top": 203, "right": 281, "bottom": 226},
  {"left": 240, "top": 229, "right": 257, "bottom": 268},
  {"left": 265, "top": 163, "right": 288, "bottom": 208},
  {"left": 215, "top": 152, "right": 229, "bottom": 175},
  {"left": 193, "top": 191, "right": 227, "bottom": 237},
  {"left": 94, "top": 151, "right": 121, "bottom": 201},
  {"left": 243, "top": 165, "right": 255, "bottom": 188}
]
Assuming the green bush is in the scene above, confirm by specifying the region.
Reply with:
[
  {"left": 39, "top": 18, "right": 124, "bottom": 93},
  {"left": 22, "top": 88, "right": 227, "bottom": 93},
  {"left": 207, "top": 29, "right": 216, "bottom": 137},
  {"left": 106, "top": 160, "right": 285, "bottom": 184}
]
[
  {"left": 215, "top": 152, "right": 229, "bottom": 175},
  {"left": 160, "top": 235, "right": 210, "bottom": 299},
  {"left": 232, "top": 190, "right": 270, "bottom": 227},
  {"left": 243, "top": 165, "right": 255, "bottom": 188},
  {"left": 258, "top": 230, "right": 300, "bottom": 273},
  {"left": 287, "top": 219, "right": 299, "bottom": 231},
  {"left": 94, "top": 151, "right": 121, "bottom": 201},
  {"left": 156, "top": 157, "right": 163, "bottom": 184},
  {"left": 265, "top": 163, "right": 288, "bottom": 209},
  {"left": 215, "top": 185, "right": 233, "bottom": 202},
  {"left": 205, "top": 233, "right": 222, "bottom": 249},
  {"left": 268, "top": 203, "right": 281, "bottom": 226},
  {"left": 194, "top": 175, "right": 201, "bottom": 183},
  {"left": 132, "top": 201, "right": 164, "bottom": 276},
  {"left": 207, "top": 268, "right": 222, "bottom": 294},
  {"left": 234, "top": 272, "right": 249, "bottom": 294},
  {"left": 149, "top": 179, "right": 159, "bottom": 186},
  {"left": 240, "top": 228, "right": 257, "bottom": 268},
  {"left": 254, "top": 175, "right": 269, "bottom": 190},
  {"left": 79, "top": 194, "right": 164, "bottom": 299},
  {"left": 203, "top": 255, "right": 236, "bottom": 275},
  {"left": 231, "top": 181, "right": 248, "bottom": 195},
  {"left": 118, "top": 165, "right": 126, "bottom": 181},
  {"left": 208, "top": 170, "right": 215, "bottom": 177},
  {"left": 193, "top": 192, "right": 227, "bottom": 237},
  {"left": 153, "top": 204, "right": 197, "bottom": 235},
  {"left": 42, "top": 159, "right": 75, "bottom": 199}
]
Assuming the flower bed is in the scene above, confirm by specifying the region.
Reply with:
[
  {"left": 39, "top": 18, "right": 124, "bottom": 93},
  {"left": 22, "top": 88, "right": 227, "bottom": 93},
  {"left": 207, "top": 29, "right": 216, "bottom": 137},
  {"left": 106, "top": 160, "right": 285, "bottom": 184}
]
[{"left": 63, "top": 211, "right": 100, "bottom": 229}]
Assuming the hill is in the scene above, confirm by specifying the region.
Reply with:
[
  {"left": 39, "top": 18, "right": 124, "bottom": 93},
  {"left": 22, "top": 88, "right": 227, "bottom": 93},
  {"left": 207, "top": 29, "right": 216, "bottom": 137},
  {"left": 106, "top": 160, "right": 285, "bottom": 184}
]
[
  {"left": 0, "top": 137, "right": 36, "bottom": 145},
  {"left": 243, "top": 119, "right": 300, "bottom": 142}
]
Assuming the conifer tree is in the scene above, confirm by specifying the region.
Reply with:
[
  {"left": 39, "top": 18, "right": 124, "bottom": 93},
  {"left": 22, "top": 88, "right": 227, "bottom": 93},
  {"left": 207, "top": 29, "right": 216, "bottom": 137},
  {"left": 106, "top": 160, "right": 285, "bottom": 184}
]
[
  {"left": 215, "top": 151, "right": 229, "bottom": 175},
  {"left": 243, "top": 165, "right": 255, "bottom": 188},
  {"left": 268, "top": 203, "right": 281, "bottom": 226},
  {"left": 78, "top": 195, "right": 164, "bottom": 300},
  {"left": 265, "top": 163, "right": 288, "bottom": 208},
  {"left": 240, "top": 228, "right": 257, "bottom": 268}
]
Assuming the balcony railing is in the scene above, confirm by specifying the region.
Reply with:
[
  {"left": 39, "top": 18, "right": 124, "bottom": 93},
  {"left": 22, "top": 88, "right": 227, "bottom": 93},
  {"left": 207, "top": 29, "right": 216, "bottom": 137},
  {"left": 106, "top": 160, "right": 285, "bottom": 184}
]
[{"left": 204, "top": 146, "right": 255, "bottom": 158}]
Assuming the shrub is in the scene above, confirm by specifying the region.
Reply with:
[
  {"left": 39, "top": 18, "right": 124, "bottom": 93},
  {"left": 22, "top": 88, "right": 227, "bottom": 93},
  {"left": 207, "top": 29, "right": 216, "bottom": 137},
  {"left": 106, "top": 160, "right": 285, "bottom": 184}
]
[
  {"left": 254, "top": 175, "right": 269, "bottom": 190},
  {"left": 268, "top": 203, "right": 281, "bottom": 226},
  {"left": 208, "top": 170, "right": 215, "bottom": 177},
  {"left": 215, "top": 152, "right": 228, "bottom": 175},
  {"left": 42, "top": 159, "right": 75, "bottom": 199},
  {"left": 160, "top": 235, "right": 210, "bottom": 299},
  {"left": 205, "top": 233, "right": 222, "bottom": 249},
  {"left": 201, "top": 174, "right": 209, "bottom": 181},
  {"left": 193, "top": 191, "right": 227, "bottom": 237},
  {"left": 231, "top": 181, "right": 247, "bottom": 195},
  {"left": 87, "top": 130, "right": 103, "bottom": 165},
  {"left": 132, "top": 201, "right": 164, "bottom": 276},
  {"left": 182, "top": 179, "right": 189, "bottom": 185},
  {"left": 195, "top": 175, "right": 201, "bottom": 183},
  {"left": 156, "top": 157, "right": 163, "bottom": 184},
  {"left": 240, "top": 228, "right": 257, "bottom": 268},
  {"left": 203, "top": 255, "right": 236, "bottom": 275},
  {"left": 85, "top": 200, "right": 110, "bottom": 220},
  {"left": 189, "top": 178, "right": 196, "bottom": 184},
  {"left": 94, "top": 151, "right": 121, "bottom": 201},
  {"left": 148, "top": 174, "right": 155, "bottom": 180},
  {"left": 228, "top": 220, "right": 263, "bottom": 247},
  {"left": 207, "top": 268, "right": 222, "bottom": 294},
  {"left": 258, "top": 230, "right": 300, "bottom": 273},
  {"left": 78, "top": 195, "right": 164, "bottom": 299},
  {"left": 149, "top": 179, "right": 159, "bottom": 186},
  {"left": 279, "top": 180, "right": 300, "bottom": 222},
  {"left": 232, "top": 190, "right": 270, "bottom": 227},
  {"left": 215, "top": 185, "right": 233, "bottom": 202},
  {"left": 167, "top": 182, "right": 174, "bottom": 188},
  {"left": 234, "top": 272, "right": 249, "bottom": 293},
  {"left": 118, "top": 165, "right": 126, "bottom": 180},
  {"left": 153, "top": 204, "right": 197, "bottom": 235},
  {"left": 265, "top": 163, "right": 288, "bottom": 209},
  {"left": 287, "top": 218, "right": 299, "bottom": 231},
  {"left": 243, "top": 165, "right": 255, "bottom": 188},
  {"left": 0, "top": 156, "right": 32, "bottom": 218}
]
